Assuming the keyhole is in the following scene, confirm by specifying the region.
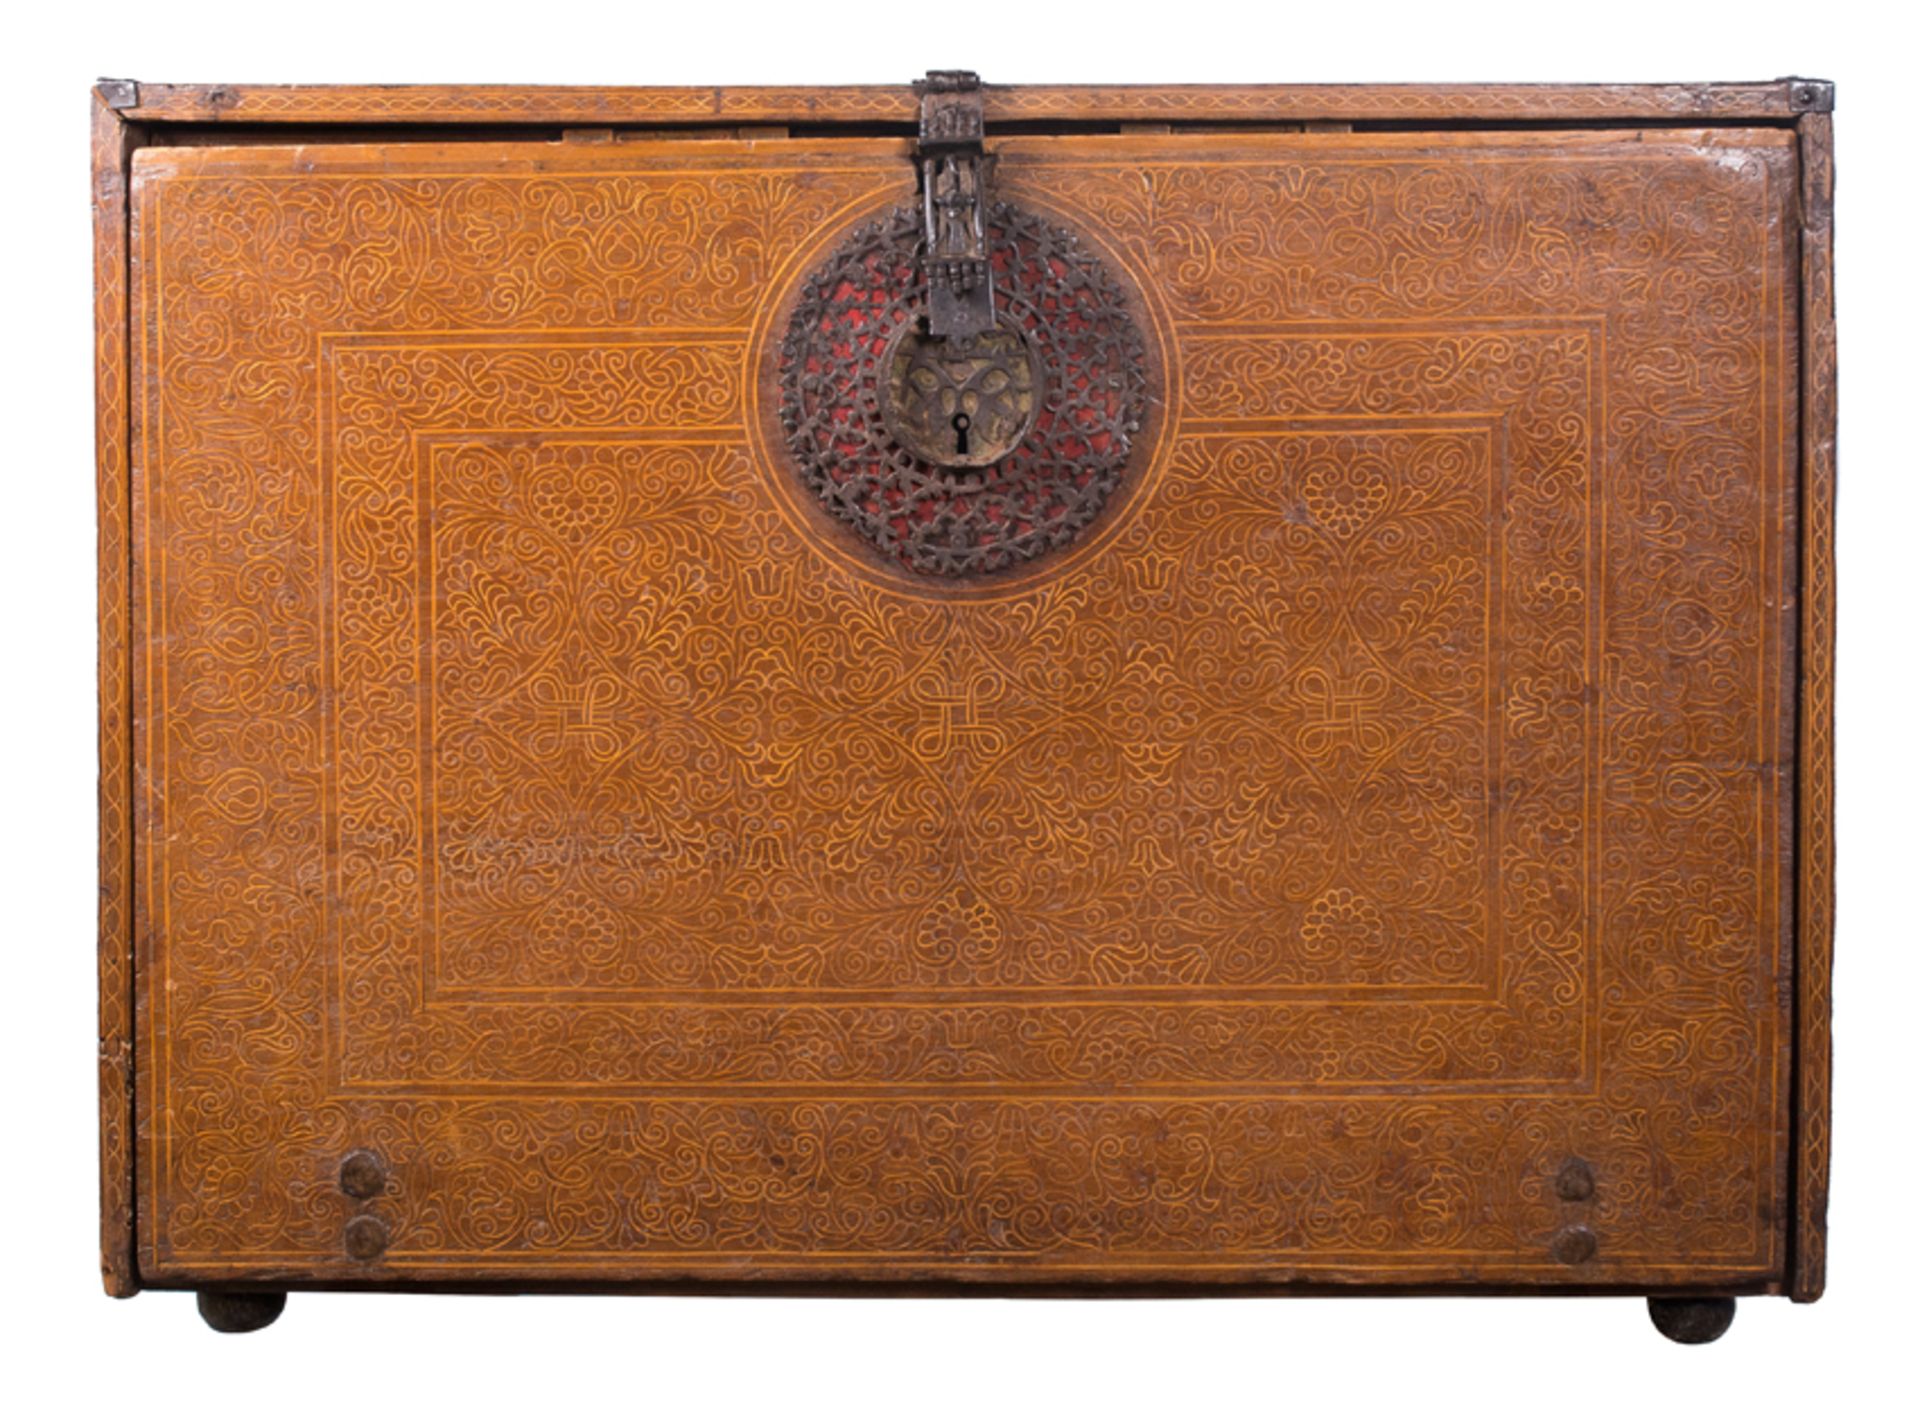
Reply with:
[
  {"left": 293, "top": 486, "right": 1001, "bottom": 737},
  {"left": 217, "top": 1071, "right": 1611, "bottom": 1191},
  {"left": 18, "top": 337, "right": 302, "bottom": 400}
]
[{"left": 951, "top": 412, "right": 971, "bottom": 457}]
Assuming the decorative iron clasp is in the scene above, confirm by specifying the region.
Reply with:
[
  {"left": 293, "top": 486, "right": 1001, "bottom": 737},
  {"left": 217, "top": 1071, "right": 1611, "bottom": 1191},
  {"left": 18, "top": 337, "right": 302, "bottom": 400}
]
[{"left": 915, "top": 71, "right": 994, "bottom": 340}]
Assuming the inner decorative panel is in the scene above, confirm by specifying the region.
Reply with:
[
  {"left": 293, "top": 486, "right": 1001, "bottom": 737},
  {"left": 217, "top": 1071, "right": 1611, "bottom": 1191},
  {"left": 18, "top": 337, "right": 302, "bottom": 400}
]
[{"left": 131, "top": 130, "right": 1795, "bottom": 1284}]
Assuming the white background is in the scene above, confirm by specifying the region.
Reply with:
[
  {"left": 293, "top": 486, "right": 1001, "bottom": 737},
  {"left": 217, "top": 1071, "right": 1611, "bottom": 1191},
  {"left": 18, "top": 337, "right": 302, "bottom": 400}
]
[{"left": 3, "top": 3, "right": 1912, "bottom": 1408}]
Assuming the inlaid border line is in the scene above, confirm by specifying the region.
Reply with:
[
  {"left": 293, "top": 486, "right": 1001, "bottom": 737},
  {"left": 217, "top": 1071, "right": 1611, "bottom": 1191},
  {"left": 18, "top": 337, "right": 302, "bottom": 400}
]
[{"left": 1790, "top": 106, "right": 1837, "bottom": 1305}]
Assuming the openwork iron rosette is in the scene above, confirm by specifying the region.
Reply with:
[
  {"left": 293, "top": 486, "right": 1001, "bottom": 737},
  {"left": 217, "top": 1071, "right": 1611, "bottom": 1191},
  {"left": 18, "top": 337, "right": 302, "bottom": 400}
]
[{"left": 778, "top": 203, "right": 1148, "bottom": 578}]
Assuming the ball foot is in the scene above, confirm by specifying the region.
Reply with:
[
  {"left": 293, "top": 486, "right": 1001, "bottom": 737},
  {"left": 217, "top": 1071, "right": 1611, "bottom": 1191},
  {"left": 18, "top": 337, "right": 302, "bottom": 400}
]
[
  {"left": 1647, "top": 1295, "right": 1736, "bottom": 1345},
  {"left": 196, "top": 1289, "right": 287, "bottom": 1334}
]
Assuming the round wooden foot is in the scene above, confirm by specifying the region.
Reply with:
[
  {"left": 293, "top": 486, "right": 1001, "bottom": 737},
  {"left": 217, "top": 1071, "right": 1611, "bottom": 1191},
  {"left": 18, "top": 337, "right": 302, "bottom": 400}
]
[
  {"left": 1647, "top": 1296, "right": 1736, "bottom": 1345},
  {"left": 196, "top": 1289, "right": 287, "bottom": 1333}
]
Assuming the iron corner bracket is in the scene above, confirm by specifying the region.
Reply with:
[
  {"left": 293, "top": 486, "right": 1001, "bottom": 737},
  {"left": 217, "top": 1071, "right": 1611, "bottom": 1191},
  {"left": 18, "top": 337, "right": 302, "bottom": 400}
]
[
  {"left": 1784, "top": 78, "right": 1835, "bottom": 113},
  {"left": 97, "top": 78, "right": 140, "bottom": 111}
]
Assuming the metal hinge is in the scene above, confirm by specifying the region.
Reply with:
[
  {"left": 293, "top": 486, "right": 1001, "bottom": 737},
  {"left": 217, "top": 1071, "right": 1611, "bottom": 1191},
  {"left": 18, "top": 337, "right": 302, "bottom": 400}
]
[{"left": 914, "top": 70, "right": 994, "bottom": 340}]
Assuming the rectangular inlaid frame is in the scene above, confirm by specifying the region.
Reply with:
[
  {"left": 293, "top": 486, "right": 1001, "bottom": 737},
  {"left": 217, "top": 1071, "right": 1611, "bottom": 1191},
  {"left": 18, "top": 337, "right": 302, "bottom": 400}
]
[{"left": 90, "top": 77, "right": 1838, "bottom": 1300}]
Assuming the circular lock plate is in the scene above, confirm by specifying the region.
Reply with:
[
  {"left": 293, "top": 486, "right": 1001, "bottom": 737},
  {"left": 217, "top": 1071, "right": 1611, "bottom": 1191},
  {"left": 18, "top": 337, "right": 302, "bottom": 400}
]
[
  {"left": 879, "top": 321, "right": 1042, "bottom": 472},
  {"left": 778, "top": 202, "right": 1148, "bottom": 579}
]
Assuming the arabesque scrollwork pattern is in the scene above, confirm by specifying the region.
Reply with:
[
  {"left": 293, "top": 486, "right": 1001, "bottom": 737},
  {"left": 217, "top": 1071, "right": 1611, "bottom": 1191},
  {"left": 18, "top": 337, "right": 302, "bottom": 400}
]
[
  {"left": 92, "top": 92, "right": 137, "bottom": 1298},
  {"left": 1793, "top": 110, "right": 1837, "bottom": 1303},
  {"left": 130, "top": 131, "right": 1798, "bottom": 1285},
  {"left": 118, "top": 80, "right": 1804, "bottom": 127}
]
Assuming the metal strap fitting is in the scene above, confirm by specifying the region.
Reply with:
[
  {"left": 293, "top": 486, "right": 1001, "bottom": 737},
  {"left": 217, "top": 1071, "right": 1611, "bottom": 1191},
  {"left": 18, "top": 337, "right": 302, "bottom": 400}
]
[{"left": 915, "top": 71, "right": 994, "bottom": 340}]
